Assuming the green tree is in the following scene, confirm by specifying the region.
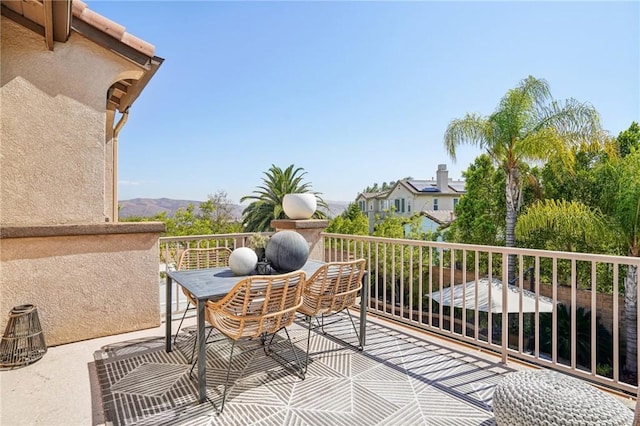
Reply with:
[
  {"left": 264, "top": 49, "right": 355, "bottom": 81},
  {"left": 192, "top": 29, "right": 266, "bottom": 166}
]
[
  {"left": 199, "top": 190, "right": 242, "bottom": 234},
  {"left": 516, "top": 199, "right": 614, "bottom": 253},
  {"left": 609, "top": 149, "right": 640, "bottom": 375},
  {"left": 372, "top": 210, "right": 406, "bottom": 239},
  {"left": 444, "top": 75, "right": 602, "bottom": 279},
  {"left": 326, "top": 202, "right": 369, "bottom": 235},
  {"left": 448, "top": 155, "right": 505, "bottom": 246},
  {"left": 541, "top": 148, "right": 606, "bottom": 209},
  {"left": 241, "top": 164, "right": 328, "bottom": 232},
  {"left": 617, "top": 121, "right": 640, "bottom": 158},
  {"left": 516, "top": 149, "right": 640, "bottom": 376}
]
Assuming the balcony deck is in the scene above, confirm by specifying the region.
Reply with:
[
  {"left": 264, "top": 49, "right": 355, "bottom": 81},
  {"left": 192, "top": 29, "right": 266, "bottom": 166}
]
[{"left": 1, "top": 313, "right": 635, "bottom": 425}]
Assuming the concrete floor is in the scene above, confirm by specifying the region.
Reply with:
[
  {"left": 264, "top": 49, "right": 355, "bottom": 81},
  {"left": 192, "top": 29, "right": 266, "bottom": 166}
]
[{"left": 0, "top": 318, "right": 191, "bottom": 426}]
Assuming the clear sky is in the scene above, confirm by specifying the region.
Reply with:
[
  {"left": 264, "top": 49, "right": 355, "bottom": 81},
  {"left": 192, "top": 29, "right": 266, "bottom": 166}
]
[{"left": 90, "top": 1, "right": 639, "bottom": 205}]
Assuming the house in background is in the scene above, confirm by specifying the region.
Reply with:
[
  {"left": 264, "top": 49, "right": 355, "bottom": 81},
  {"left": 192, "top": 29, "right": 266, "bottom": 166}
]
[
  {"left": 1, "top": 0, "right": 164, "bottom": 345},
  {"left": 356, "top": 164, "right": 465, "bottom": 234}
]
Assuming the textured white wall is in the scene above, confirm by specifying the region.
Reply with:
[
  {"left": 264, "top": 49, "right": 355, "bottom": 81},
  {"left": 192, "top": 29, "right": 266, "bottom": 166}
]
[
  {"left": 0, "top": 230, "right": 161, "bottom": 346},
  {"left": 0, "top": 17, "right": 162, "bottom": 345},
  {"left": 1, "top": 17, "right": 139, "bottom": 225}
]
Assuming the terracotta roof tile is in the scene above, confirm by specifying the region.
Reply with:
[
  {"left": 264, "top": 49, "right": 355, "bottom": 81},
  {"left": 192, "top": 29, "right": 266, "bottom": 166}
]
[
  {"left": 121, "top": 32, "right": 154, "bottom": 57},
  {"left": 73, "top": 0, "right": 155, "bottom": 57}
]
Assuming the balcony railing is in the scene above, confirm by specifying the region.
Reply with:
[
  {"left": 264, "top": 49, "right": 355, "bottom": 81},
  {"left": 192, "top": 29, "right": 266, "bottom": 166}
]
[{"left": 159, "top": 232, "right": 640, "bottom": 395}]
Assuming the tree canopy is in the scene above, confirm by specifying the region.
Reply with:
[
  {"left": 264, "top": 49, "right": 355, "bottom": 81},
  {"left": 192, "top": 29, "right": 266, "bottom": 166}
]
[{"left": 326, "top": 202, "right": 369, "bottom": 235}]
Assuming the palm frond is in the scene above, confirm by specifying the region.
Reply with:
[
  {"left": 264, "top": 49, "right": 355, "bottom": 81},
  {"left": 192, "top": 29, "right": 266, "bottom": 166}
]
[
  {"left": 241, "top": 164, "right": 327, "bottom": 231},
  {"left": 443, "top": 113, "right": 490, "bottom": 161},
  {"left": 515, "top": 199, "right": 613, "bottom": 245}
]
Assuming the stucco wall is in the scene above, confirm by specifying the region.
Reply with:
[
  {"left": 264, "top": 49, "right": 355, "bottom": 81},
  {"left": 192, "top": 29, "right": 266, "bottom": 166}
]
[
  {"left": 0, "top": 17, "right": 141, "bottom": 225},
  {"left": 0, "top": 16, "right": 161, "bottom": 346},
  {"left": 0, "top": 228, "right": 161, "bottom": 346},
  {"left": 412, "top": 194, "right": 434, "bottom": 212}
]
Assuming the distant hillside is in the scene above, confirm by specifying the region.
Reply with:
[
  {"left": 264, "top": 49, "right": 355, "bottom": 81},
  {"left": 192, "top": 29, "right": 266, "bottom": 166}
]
[
  {"left": 119, "top": 198, "right": 349, "bottom": 220},
  {"left": 119, "top": 198, "right": 208, "bottom": 218},
  {"left": 323, "top": 200, "right": 350, "bottom": 218}
]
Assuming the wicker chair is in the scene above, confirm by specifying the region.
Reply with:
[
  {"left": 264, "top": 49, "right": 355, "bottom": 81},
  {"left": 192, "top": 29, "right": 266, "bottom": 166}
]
[
  {"left": 173, "top": 247, "right": 232, "bottom": 351},
  {"left": 203, "top": 270, "right": 306, "bottom": 413},
  {"left": 298, "top": 259, "right": 366, "bottom": 372}
]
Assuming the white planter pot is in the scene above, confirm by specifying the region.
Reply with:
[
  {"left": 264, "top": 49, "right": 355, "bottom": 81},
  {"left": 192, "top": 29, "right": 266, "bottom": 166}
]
[{"left": 282, "top": 193, "right": 317, "bottom": 220}]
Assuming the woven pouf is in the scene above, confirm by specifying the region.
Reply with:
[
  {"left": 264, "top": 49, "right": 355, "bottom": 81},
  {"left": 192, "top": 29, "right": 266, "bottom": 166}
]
[{"left": 493, "top": 370, "right": 633, "bottom": 425}]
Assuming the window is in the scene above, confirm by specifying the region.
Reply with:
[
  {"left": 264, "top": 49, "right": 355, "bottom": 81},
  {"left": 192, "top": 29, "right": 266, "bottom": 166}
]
[
  {"left": 433, "top": 198, "right": 439, "bottom": 211},
  {"left": 369, "top": 202, "right": 373, "bottom": 211},
  {"left": 394, "top": 198, "right": 406, "bottom": 213},
  {"left": 358, "top": 200, "right": 365, "bottom": 211},
  {"left": 380, "top": 200, "right": 388, "bottom": 210},
  {"left": 407, "top": 202, "right": 411, "bottom": 213},
  {"left": 453, "top": 198, "right": 459, "bottom": 208}
]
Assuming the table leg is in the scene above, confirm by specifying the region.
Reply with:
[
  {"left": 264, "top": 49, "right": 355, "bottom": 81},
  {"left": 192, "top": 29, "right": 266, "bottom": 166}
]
[
  {"left": 165, "top": 275, "right": 172, "bottom": 352},
  {"left": 196, "top": 300, "right": 207, "bottom": 403},
  {"left": 359, "top": 272, "right": 369, "bottom": 347}
]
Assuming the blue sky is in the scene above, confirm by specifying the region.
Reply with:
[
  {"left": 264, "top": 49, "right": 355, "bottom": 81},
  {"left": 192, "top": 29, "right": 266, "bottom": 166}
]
[{"left": 90, "top": 1, "right": 639, "bottom": 204}]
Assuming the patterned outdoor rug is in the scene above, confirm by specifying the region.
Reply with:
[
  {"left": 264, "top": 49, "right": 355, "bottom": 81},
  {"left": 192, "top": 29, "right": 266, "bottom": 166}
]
[{"left": 93, "top": 314, "right": 511, "bottom": 425}]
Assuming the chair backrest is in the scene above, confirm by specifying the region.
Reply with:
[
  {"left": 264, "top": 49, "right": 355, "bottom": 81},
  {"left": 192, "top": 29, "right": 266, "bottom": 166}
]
[
  {"left": 206, "top": 270, "right": 306, "bottom": 340},
  {"left": 300, "top": 259, "right": 366, "bottom": 316},
  {"left": 177, "top": 247, "right": 232, "bottom": 271}
]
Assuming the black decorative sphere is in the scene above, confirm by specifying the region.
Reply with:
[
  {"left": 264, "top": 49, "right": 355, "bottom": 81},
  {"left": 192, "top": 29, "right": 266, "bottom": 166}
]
[{"left": 265, "top": 230, "right": 309, "bottom": 273}]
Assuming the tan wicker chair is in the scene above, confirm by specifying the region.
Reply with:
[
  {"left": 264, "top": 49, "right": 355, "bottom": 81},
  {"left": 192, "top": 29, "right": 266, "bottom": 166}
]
[
  {"left": 173, "top": 247, "right": 232, "bottom": 350},
  {"left": 204, "top": 270, "right": 306, "bottom": 413},
  {"left": 298, "top": 259, "right": 366, "bottom": 371}
]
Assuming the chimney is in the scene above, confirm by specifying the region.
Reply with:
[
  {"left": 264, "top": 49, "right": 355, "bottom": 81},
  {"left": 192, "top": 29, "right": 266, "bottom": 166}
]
[{"left": 436, "top": 164, "right": 448, "bottom": 192}]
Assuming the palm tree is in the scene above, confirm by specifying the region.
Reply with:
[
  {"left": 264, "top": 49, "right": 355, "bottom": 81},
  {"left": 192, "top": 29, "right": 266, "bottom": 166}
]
[
  {"left": 444, "top": 75, "right": 602, "bottom": 279},
  {"left": 241, "top": 164, "right": 328, "bottom": 232}
]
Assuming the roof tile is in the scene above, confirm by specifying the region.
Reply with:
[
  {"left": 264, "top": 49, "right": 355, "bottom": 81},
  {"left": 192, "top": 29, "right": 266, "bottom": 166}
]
[{"left": 72, "top": 0, "right": 155, "bottom": 57}]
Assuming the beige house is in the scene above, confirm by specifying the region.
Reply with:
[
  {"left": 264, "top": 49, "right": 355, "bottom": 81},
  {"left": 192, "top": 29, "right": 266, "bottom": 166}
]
[
  {"left": 1, "top": 0, "right": 165, "bottom": 345},
  {"left": 356, "top": 164, "right": 465, "bottom": 233}
]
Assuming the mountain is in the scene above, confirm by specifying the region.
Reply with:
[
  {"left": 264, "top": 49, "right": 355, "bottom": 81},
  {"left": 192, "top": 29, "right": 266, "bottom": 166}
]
[
  {"left": 323, "top": 200, "right": 350, "bottom": 218},
  {"left": 118, "top": 198, "right": 349, "bottom": 220},
  {"left": 118, "top": 198, "right": 209, "bottom": 218}
]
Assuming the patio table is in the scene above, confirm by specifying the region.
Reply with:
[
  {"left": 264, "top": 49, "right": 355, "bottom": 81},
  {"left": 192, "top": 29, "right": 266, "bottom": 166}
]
[{"left": 165, "top": 259, "right": 369, "bottom": 403}]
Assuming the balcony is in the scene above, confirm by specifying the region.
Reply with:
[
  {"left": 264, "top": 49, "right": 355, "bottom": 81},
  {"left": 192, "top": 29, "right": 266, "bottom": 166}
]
[{"left": 1, "top": 232, "right": 638, "bottom": 424}]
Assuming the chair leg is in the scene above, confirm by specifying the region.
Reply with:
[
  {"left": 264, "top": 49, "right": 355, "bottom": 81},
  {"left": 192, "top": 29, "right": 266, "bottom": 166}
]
[
  {"left": 345, "top": 311, "right": 363, "bottom": 351},
  {"left": 283, "top": 327, "right": 304, "bottom": 379},
  {"left": 304, "top": 315, "right": 312, "bottom": 374},
  {"left": 173, "top": 301, "right": 192, "bottom": 347},
  {"left": 310, "top": 310, "right": 363, "bottom": 351},
  {"left": 263, "top": 328, "right": 305, "bottom": 380},
  {"left": 187, "top": 326, "right": 216, "bottom": 378},
  {"left": 188, "top": 326, "right": 214, "bottom": 364},
  {"left": 316, "top": 316, "right": 326, "bottom": 335},
  {"left": 219, "top": 339, "right": 236, "bottom": 414}
]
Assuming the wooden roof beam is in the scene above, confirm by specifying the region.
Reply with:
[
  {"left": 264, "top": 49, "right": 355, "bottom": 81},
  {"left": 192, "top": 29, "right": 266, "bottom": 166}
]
[
  {"left": 43, "top": 0, "right": 54, "bottom": 50},
  {"left": 51, "top": 0, "right": 71, "bottom": 42}
]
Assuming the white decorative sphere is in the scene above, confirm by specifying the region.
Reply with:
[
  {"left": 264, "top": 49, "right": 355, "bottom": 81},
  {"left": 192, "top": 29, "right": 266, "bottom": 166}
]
[
  {"left": 282, "top": 193, "right": 317, "bottom": 220},
  {"left": 228, "top": 247, "right": 258, "bottom": 275}
]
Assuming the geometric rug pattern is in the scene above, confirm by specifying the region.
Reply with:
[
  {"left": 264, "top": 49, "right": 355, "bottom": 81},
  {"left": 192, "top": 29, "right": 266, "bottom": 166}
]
[{"left": 93, "top": 314, "right": 513, "bottom": 425}]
